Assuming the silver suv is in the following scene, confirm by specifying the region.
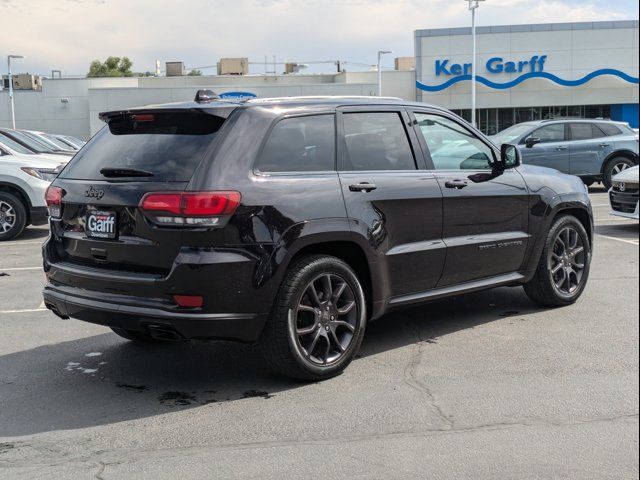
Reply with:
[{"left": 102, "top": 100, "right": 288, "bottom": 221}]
[{"left": 491, "top": 119, "right": 638, "bottom": 189}]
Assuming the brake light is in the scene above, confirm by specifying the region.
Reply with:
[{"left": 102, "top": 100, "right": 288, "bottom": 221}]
[
  {"left": 45, "top": 186, "right": 63, "bottom": 218},
  {"left": 139, "top": 191, "right": 241, "bottom": 227}
]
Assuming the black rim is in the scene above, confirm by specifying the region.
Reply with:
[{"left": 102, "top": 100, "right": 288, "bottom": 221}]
[
  {"left": 549, "top": 227, "right": 586, "bottom": 295},
  {"left": 0, "top": 201, "right": 17, "bottom": 234},
  {"left": 294, "top": 273, "right": 358, "bottom": 366}
]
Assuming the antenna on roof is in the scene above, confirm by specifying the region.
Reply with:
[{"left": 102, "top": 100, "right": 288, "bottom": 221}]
[{"left": 194, "top": 89, "right": 219, "bottom": 103}]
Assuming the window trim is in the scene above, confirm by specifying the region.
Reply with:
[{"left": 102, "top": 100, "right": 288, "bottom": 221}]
[
  {"left": 253, "top": 112, "right": 338, "bottom": 177},
  {"left": 408, "top": 108, "right": 498, "bottom": 172},
  {"left": 336, "top": 106, "right": 425, "bottom": 173}
]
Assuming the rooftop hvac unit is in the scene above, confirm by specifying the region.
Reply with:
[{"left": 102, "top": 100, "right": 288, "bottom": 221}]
[
  {"left": 166, "top": 62, "right": 185, "bottom": 77},
  {"left": 1, "top": 74, "right": 42, "bottom": 90},
  {"left": 217, "top": 58, "right": 249, "bottom": 76},
  {"left": 394, "top": 57, "right": 415, "bottom": 71}
]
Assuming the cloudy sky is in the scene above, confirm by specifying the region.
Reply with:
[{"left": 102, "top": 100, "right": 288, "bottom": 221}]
[{"left": 1, "top": 0, "right": 638, "bottom": 76}]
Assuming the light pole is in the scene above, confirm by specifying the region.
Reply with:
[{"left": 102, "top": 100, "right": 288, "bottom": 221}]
[
  {"left": 466, "top": 0, "right": 484, "bottom": 128},
  {"left": 7, "top": 55, "right": 24, "bottom": 129},
  {"left": 377, "top": 50, "right": 392, "bottom": 96}
]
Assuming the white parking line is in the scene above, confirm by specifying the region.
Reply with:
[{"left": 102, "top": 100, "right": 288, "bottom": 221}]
[
  {"left": 597, "top": 234, "right": 640, "bottom": 246},
  {"left": 0, "top": 240, "right": 44, "bottom": 247},
  {"left": 0, "top": 308, "right": 48, "bottom": 314},
  {"left": 0, "top": 267, "right": 42, "bottom": 272}
]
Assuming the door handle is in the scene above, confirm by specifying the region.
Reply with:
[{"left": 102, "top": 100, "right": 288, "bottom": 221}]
[
  {"left": 349, "top": 182, "right": 378, "bottom": 193},
  {"left": 444, "top": 179, "right": 468, "bottom": 189},
  {"left": 555, "top": 146, "right": 568, "bottom": 151},
  {"left": 599, "top": 143, "right": 611, "bottom": 148}
]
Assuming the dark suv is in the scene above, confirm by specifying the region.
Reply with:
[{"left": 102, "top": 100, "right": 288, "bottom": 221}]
[{"left": 42, "top": 93, "right": 593, "bottom": 380}]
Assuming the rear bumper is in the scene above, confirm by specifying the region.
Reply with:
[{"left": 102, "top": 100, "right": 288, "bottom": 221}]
[{"left": 43, "top": 283, "right": 267, "bottom": 342}]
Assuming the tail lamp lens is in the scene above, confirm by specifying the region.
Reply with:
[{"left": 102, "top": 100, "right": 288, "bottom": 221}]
[
  {"left": 140, "top": 191, "right": 241, "bottom": 227},
  {"left": 45, "top": 186, "right": 63, "bottom": 218}
]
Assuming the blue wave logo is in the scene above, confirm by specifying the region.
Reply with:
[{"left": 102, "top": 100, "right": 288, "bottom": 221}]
[{"left": 416, "top": 68, "right": 639, "bottom": 92}]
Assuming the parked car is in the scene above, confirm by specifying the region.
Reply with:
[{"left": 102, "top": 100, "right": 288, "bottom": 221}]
[
  {"left": 0, "top": 128, "right": 74, "bottom": 158},
  {"left": 609, "top": 165, "right": 639, "bottom": 220},
  {"left": 0, "top": 143, "right": 66, "bottom": 240},
  {"left": 490, "top": 119, "right": 638, "bottom": 189},
  {"left": 52, "top": 134, "right": 86, "bottom": 150},
  {"left": 42, "top": 93, "right": 593, "bottom": 380},
  {"left": 0, "top": 135, "right": 66, "bottom": 163},
  {"left": 23, "top": 130, "right": 77, "bottom": 155}
]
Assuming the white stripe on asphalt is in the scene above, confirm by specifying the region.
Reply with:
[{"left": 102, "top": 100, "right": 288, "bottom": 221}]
[
  {"left": 597, "top": 234, "right": 640, "bottom": 246},
  {"left": 0, "top": 240, "right": 44, "bottom": 247},
  {"left": 0, "top": 308, "right": 48, "bottom": 314},
  {"left": 0, "top": 267, "right": 42, "bottom": 272}
]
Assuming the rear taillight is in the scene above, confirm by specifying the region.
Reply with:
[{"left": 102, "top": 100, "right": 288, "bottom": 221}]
[
  {"left": 45, "top": 186, "right": 63, "bottom": 218},
  {"left": 139, "top": 191, "right": 241, "bottom": 227}
]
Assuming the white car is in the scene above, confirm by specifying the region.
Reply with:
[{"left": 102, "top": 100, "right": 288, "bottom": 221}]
[
  {"left": 0, "top": 141, "right": 67, "bottom": 240},
  {"left": 609, "top": 165, "right": 639, "bottom": 220}
]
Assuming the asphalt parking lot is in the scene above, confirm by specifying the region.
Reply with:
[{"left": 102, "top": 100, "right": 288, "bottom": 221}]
[{"left": 0, "top": 188, "right": 638, "bottom": 479}]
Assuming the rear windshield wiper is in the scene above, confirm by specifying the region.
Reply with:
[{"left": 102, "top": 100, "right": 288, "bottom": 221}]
[{"left": 100, "top": 167, "right": 154, "bottom": 178}]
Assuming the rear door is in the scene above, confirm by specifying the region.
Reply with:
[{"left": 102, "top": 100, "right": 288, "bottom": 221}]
[
  {"left": 51, "top": 109, "right": 228, "bottom": 274},
  {"left": 569, "top": 123, "right": 614, "bottom": 175},
  {"left": 337, "top": 106, "right": 445, "bottom": 297},
  {"left": 520, "top": 123, "right": 570, "bottom": 173},
  {"left": 409, "top": 108, "right": 530, "bottom": 287}
]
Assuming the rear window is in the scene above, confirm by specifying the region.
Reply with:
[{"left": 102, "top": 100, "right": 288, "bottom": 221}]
[
  {"left": 596, "top": 123, "right": 623, "bottom": 137},
  {"left": 60, "top": 111, "right": 224, "bottom": 181}
]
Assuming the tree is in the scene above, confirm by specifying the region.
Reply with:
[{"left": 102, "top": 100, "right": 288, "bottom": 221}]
[
  {"left": 187, "top": 69, "right": 203, "bottom": 76},
  {"left": 87, "top": 57, "right": 134, "bottom": 77}
]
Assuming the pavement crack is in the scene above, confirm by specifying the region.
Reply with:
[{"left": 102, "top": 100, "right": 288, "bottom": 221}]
[
  {"left": 402, "top": 322, "right": 453, "bottom": 429},
  {"left": 94, "top": 461, "right": 106, "bottom": 480}
]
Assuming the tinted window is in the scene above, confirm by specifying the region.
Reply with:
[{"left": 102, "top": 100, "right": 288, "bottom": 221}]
[
  {"left": 597, "top": 123, "right": 623, "bottom": 137},
  {"left": 0, "top": 135, "right": 34, "bottom": 155},
  {"left": 341, "top": 112, "right": 415, "bottom": 171},
  {"left": 258, "top": 115, "right": 335, "bottom": 172},
  {"left": 60, "top": 112, "right": 224, "bottom": 182},
  {"left": 415, "top": 113, "right": 494, "bottom": 170},
  {"left": 530, "top": 124, "right": 565, "bottom": 143},
  {"left": 570, "top": 123, "right": 594, "bottom": 141}
]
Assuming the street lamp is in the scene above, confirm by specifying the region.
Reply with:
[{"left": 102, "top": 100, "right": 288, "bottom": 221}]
[
  {"left": 377, "top": 50, "right": 393, "bottom": 96},
  {"left": 7, "top": 55, "right": 24, "bottom": 129},
  {"left": 465, "top": 0, "right": 485, "bottom": 128}
]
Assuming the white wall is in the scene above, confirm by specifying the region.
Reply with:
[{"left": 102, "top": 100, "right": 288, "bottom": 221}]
[{"left": 416, "top": 21, "right": 639, "bottom": 109}]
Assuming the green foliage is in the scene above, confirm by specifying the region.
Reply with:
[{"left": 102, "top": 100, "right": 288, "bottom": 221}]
[
  {"left": 187, "top": 69, "right": 203, "bottom": 76},
  {"left": 87, "top": 57, "right": 134, "bottom": 77}
]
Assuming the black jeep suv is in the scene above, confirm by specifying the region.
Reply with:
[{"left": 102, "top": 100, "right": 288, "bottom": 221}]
[{"left": 42, "top": 93, "right": 593, "bottom": 380}]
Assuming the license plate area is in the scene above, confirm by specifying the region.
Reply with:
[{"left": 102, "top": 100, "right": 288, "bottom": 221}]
[{"left": 86, "top": 210, "right": 117, "bottom": 239}]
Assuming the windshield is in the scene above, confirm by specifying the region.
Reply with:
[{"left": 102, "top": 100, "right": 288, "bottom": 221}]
[
  {"left": 0, "top": 135, "right": 34, "bottom": 155},
  {"left": 60, "top": 111, "right": 225, "bottom": 182},
  {"left": 2, "top": 131, "right": 51, "bottom": 153},
  {"left": 492, "top": 124, "right": 536, "bottom": 145},
  {"left": 22, "top": 131, "right": 62, "bottom": 151},
  {"left": 42, "top": 133, "right": 75, "bottom": 150}
]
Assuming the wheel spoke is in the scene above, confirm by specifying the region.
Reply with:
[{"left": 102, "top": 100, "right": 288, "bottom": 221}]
[
  {"left": 551, "top": 263, "right": 563, "bottom": 274},
  {"left": 337, "top": 301, "right": 355, "bottom": 315},
  {"left": 298, "top": 304, "right": 315, "bottom": 313},
  {"left": 332, "top": 320, "right": 355, "bottom": 333},
  {"left": 332, "top": 281, "right": 347, "bottom": 302},
  {"left": 307, "top": 329, "right": 322, "bottom": 355},
  {"left": 329, "top": 327, "right": 345, "bottom": 353},
  {"left": 306, "top": 283, "right": 322, "bottom": 307},
  {"left": 322, "top": 275, "right": 333, "bottom": 301},
  {"left": 297, "top": 323, "right": 317, "bottom": 335}
]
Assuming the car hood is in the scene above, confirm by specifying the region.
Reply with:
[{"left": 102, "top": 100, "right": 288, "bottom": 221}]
[
  {"left": 0, "top": 153, "right": 67, "bottom": 169},
  {"left": 613, "top": 165, "right": 639, "bottom": 183}
]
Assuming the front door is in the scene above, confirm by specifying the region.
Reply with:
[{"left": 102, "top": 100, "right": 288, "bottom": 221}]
[
  {"left": 568, "top": 122, "right": 614, "bottom": 176},
  {"left": 520, "top": 123, "right": 570, "bottom": 173},
  {"left": 336, "top": 107, "right": 445, "bottom": 297},
  {"left": 410, "top": 109, "right": 530, "bottom": 287}
]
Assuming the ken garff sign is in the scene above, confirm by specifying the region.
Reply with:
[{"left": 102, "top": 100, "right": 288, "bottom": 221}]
[{"left": 435, "top": 55, "right": 548, "bottom": 76}]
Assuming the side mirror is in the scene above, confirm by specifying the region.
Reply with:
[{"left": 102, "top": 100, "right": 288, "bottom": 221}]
[
  {"left": 525, "top": 136, "right": 541, "bottom": 148},
  {"left": 499, "top": 144, "right": 521, "bottom": 169}
]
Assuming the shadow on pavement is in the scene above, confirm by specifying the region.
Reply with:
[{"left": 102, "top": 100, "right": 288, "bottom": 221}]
[
  {"left": 13, "top": 226, "right": 49, "bottom": 242},
  {"left": 0, "top": 286, "right": 543, "bottom": 437}
]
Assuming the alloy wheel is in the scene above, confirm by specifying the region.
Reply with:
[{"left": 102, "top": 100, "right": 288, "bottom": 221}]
[
  {"left": 549, "top": 227, "right": 586, "bottom": 295},
  {"left": 0, "top": 201, "right": 17, "bottom": 234},
  {"left": 612, "top": 162, "right": 631, "bottom": 175},
  {"left": 294, "top": 273, "right": 358, "bottom": 366}
]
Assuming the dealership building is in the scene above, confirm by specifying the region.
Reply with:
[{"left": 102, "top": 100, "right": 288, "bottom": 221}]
[
  {"left": 1, "top": 20, "right": 638, "bottom": 140},
  {"left": 416, "top": 20, "right": 639, "bottom": 133}
]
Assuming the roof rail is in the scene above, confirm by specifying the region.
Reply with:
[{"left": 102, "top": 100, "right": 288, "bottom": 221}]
[{"left": 245, "top": 95, "right": 403, "bottom": 103}]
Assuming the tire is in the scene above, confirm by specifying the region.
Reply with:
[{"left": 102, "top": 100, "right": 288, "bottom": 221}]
[
  {"left": 111, "top": 327, "right": 166, "bottom": 343},
  {"left": 0, "top": 192, "right": 28, "bottom": 241},
  {"left": 259, "top": 255, "right": 367, "bottom": 381},
  {"left": 524, "top": 215, "right": 591, "bottom": 307},
  {"left": 581, "top": 179, "right": 594, "bottom": 188},
  {"left": 603, "top": 157, "right": 635, "bottom": 190}
]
